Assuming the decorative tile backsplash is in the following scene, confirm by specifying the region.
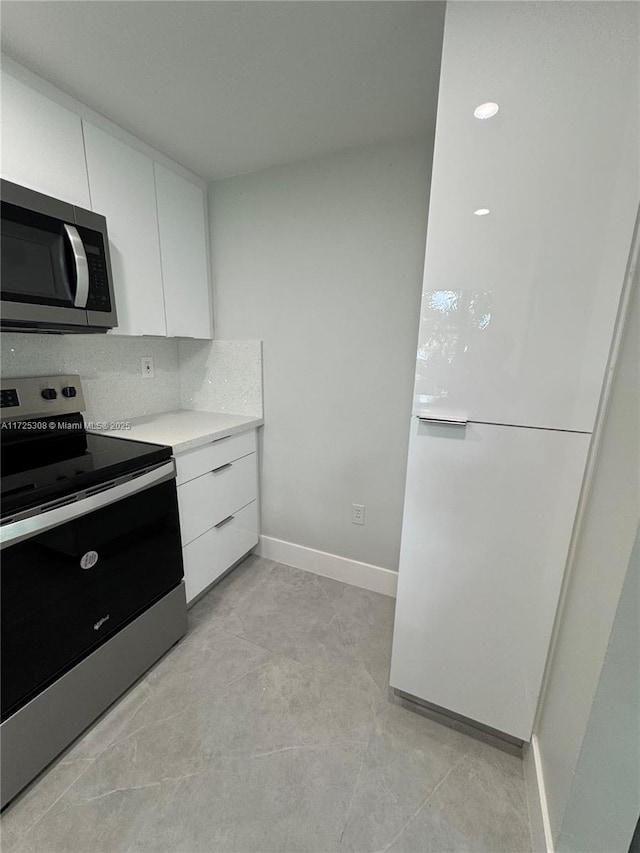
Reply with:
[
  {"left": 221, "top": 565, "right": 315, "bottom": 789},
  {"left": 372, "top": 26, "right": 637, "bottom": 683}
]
[
  {"left": 0, "top": 333, "right": 180, "bottom": 422},
  {"left": 179, "top": 339, "right": 263, "bottom": 416},
  {"left": 0, "top": 333, "right": 262, "bottom": 422}
]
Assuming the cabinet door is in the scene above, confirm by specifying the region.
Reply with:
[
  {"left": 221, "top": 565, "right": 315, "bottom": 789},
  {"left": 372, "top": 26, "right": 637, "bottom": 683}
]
[
  {"left": 83, "top": 122, "right": 166, "bottom": 337},
  {"left": 390, "top": 419, "right": 590, "bottom": 741},
  {"left": 154, "top": 163, "right": 212, "bottom": 339},
  {"left": 1, "top": 73, "right": 90, "bottom": 208}
]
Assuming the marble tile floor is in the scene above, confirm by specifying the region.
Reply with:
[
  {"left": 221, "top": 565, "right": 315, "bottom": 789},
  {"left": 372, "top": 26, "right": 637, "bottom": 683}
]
[{"left": 1, "top": 556, "right": 533, "bottom": 853}]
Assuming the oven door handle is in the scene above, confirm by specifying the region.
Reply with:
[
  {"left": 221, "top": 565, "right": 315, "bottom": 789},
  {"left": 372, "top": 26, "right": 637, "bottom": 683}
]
[
  {"left": 0, "top": 461, "right": 176, "bottom": 550},
  {"left": 63, "top": 224, "right": 90, "bottom": 309}
]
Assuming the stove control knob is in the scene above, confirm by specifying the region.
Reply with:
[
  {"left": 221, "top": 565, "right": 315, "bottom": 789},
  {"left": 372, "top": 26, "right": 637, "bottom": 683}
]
[
  {"left": 62, "top": 386, "right": 77, "bottom": 398},
  {"left": 41, "top": 388, "right": 57, "bottom": 400}
]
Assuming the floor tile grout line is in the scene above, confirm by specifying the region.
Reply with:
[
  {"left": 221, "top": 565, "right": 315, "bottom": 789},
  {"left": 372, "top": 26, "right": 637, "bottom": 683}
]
[
  {"left": 330, "top": 609, "right": 385, "bottom": 698},
  {"left": 285, "top": 566, "right": 391, "bottom": 697},
  {"left": 99, "top": 690, "right": 155, "bottom": 752},
  {"left": 338, "top": 720, "right": 374, "bottom": 844},
  {"left": 216, "top": 623, "right": 388, "bottom": 703},
  {"left": 218, "top": 654, "right": 277, "bottom": 689},
  {"left": 69, "top": 780, "right": 164, "bottom": 806},
  {"left": 103, "top": 706, "right": 192, "bottom": 752},
  {"left": 188, "top": 558, "right": 277, "bottom": 628},
  {"left": 124, "top": 775, "right": 195, "bottom": 853},
  {"left": 377, "top": 749, "right": 472, "bottom": 853},
  {"left": 219, "top": 557, "right": 279, "bottom": 609},
  {"left": 338, "top": 735, "right": 371, "bottom": 844},
  {"left": 7, "top": 756, "right": 97, "bottom": 845},
  {"left": 376, "top": 769, "right": 401, "bottom": 805},
  {"left": 251, "top": 740, "right": 369, "bottom": 759},
  {"left": 140, "top": 768, "right": 223, "bottom": 848},
  {"left": 199, "top": 559, "right": 392, "bottom": 703},
  {"left": 60, "top": 686, "right": 156, "bottom": 767},
  {"left": 312, "top": 571, "right": 333, "bottom": 604},
  {"left": 210, "top": 624, "right": 280, "bottom": 660},
  {"left": 332, "top": 610, "right": 359, "bottom": 655}
]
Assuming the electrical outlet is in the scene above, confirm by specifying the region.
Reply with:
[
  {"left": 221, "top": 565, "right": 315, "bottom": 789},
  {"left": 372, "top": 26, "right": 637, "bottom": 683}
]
[
  {"left": 351, "top": 504, "right": 365, "bottom": 525},
  {"left": 141, "top": 357, "right": 155, "bottom": 379}
]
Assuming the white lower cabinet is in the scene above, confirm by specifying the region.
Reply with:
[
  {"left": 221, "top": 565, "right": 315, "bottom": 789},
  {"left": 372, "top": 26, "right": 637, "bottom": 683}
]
[
  {"left": 176, "top": 430, "right": 256, "bottom": 487},
  {"left": 175, "top": 429, "right": 259, "bottom": 605},
  {"left": 178, "top": 452, "right": 258, "bottom": 547},
  {"left": 390, "top": 419, "right": 591, "bottom": 741},
  {"left": 183, "top": 501, "right": 259, "bottom": 605}
]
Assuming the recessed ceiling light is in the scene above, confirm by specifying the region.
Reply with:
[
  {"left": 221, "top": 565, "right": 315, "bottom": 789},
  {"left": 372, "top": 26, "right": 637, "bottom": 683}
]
[
  {"left": 474, "top": 102, "right": 499, "bottom": 120},
  {"left": 474, "top": 208, "right": 491, "bottom": 216}
]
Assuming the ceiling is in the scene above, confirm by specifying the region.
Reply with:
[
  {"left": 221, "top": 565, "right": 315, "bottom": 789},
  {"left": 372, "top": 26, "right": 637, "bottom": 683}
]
[{"left": 1, "top": 1, "right": 445, "bottom": 181}]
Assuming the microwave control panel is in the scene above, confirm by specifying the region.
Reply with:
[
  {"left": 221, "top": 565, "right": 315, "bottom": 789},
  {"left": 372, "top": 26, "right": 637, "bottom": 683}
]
[{"left": 79, "top": 231, "right": 112, "bottom": 313}]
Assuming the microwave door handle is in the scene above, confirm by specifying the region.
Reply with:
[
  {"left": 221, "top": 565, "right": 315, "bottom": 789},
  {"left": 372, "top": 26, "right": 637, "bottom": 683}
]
[{"left": 63, "top": 224, "right": 89, "bottom": 308}]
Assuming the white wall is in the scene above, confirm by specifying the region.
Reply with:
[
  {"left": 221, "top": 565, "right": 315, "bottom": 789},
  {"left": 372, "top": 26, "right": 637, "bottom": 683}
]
[
  {"left": 557, "top": 529, "right": 640, "bottom": 853},
  {"left": 209, "top": 140, "right": 434, "bottom": 570},
  {"left": 531, "top": 229, "right": 640, "bottom": 851}
]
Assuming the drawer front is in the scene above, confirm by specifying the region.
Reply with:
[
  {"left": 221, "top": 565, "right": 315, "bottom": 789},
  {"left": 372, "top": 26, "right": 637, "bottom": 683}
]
[
  {"left": 178, "top": 452, "right": 257, "bottom": 546},
  {"left": 176, "top": 429, "right": 256, "bottom": 486},
  {"left": 183, "top": 500, "right": 259, "bottom": 604}
]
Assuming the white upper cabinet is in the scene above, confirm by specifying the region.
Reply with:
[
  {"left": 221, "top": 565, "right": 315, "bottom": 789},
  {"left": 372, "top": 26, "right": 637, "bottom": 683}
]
[
  {"left": 1, "top": 73, "right": 91, "bottom": 208},
  {"left": 415, "top": 3, "right": 639, "bottom": 433},
  {"left": 83, "top": 122, "right": 167, "bottom": 337},
  {"left": 1, "top": 66, "right": 212, "bottom": 340},
  {"left": 154, "top": 163, "right": 212, "bottom": 339}
]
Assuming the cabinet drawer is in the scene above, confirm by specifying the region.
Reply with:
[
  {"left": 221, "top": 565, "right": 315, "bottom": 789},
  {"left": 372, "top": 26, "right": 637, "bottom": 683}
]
[
  {"left": 183, "top": 500, "right": 259, "bottom": 605},
  {"left": 178, "top": 452, "right": 257, "bottom": 546},
  {"left": 176, "top": 430, "right": 256, "bottom": 486}
]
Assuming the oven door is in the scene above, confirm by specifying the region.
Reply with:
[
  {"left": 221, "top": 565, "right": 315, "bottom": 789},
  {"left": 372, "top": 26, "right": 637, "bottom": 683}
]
[{"left": 0, "top": 462, "right": 184, "bottom": 721}]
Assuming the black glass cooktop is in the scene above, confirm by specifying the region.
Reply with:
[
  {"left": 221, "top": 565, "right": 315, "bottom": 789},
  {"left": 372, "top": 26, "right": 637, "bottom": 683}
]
[{"left": 1, "top": 430, "right": 172, "bottom": 519}]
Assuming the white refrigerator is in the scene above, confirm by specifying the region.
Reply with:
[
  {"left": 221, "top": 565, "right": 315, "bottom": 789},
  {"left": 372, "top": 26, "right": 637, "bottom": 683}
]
[{"left": 390, "top": 2, "right": 639, "bottom": 742}]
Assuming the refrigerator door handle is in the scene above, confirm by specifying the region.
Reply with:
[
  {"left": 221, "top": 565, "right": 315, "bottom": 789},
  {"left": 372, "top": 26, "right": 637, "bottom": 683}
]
[{"left": 416, "top": 411, "right": 468, "bottom": 427}]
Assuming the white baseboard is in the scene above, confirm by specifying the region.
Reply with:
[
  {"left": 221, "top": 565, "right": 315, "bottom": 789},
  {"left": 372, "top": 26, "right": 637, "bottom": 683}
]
[
  {"left": 256, "top": 535, "right": 398, "bottom": 598},
  {"left": 523, "top": 734, "right": 555, "bottom": 853}
]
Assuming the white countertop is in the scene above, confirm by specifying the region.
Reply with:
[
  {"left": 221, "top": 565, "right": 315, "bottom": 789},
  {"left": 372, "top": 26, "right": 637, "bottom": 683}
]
[{"left": 99, "top": 409, "right": 263, "bottom": 454}]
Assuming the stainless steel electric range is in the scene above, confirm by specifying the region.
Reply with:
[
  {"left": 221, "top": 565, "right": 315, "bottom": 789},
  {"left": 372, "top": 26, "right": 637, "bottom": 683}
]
[{"left": 0, "top": 375, "right": 187, "bottom": 808}]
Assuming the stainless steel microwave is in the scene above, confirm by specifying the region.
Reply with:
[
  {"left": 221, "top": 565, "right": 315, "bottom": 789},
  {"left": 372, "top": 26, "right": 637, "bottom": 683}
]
[{"left": 1, "top": 179, "right": 117, "bottom": 333}]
